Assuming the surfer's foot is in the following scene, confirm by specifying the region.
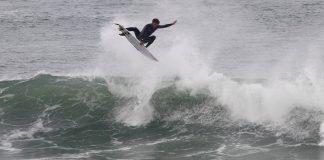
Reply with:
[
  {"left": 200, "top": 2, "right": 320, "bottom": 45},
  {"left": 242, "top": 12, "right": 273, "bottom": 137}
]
[{"left": 119, "top": 33, "right": 125, "bottom": 36}]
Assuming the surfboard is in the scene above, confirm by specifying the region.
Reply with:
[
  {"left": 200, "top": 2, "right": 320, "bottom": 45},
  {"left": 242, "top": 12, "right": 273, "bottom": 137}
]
[{"left": 115, "top": 23, "right": 158, "bottom": 62}]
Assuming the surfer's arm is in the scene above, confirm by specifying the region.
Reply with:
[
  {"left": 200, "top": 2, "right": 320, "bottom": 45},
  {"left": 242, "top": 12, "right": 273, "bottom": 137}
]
[{"left": 158, "top": 20, "right": 177, "bottom": 28}]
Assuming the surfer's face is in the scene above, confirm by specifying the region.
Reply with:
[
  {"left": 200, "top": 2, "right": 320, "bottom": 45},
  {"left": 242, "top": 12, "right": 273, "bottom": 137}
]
[{"left": 152, "top": 22, "right": 159, "bottom": 28}]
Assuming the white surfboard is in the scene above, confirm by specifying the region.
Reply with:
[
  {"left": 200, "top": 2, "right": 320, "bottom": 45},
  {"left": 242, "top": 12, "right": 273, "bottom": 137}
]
[{"left": 115, "top": 23, "right": 158, "bottom": 62}]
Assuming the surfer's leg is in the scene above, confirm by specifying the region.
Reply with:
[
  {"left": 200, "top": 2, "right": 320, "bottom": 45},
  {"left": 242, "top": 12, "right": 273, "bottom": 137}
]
[
  {"left": 126, "top": 27, "right": 141, "bottom": 39},
  {"left": 145, "top": 35, "right": 156, "bottom": 48}
]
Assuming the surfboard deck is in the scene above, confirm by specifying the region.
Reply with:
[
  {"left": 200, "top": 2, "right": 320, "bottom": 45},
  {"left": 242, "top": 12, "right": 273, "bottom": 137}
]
[{"left": 115, "top": 23, "right": 158, "bottom": 62}]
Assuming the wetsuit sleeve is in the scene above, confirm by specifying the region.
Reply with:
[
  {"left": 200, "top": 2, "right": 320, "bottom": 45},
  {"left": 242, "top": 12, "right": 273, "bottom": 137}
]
[{"left": 158, "top": 23, "right": 174, "bottom": 28}]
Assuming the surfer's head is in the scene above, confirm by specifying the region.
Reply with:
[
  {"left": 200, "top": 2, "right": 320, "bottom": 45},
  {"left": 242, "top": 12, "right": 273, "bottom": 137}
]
[{"left": 152, "top": 18, "right": 160, "bottom": 28}]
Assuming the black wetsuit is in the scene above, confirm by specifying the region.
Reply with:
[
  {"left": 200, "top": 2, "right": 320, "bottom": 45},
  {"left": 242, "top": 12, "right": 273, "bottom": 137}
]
[{"left": 126, "top": 23, "right": 173, "bottom": 47}]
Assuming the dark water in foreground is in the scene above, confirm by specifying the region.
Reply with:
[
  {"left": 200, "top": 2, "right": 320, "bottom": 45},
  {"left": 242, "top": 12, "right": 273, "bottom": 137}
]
[{"left": 0, "top": 75, "right": 323, "bottom": 159}]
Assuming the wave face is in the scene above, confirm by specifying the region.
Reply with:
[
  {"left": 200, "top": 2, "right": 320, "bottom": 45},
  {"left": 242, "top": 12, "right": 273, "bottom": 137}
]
[{"left": 0, "top": 74, "right": 323, "bottom": 159}]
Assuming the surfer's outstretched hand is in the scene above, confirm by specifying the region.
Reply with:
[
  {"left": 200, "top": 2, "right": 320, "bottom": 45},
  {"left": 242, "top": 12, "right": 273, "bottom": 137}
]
[{"left": 172, "top": 20, "right": 177, "bottom": 25}]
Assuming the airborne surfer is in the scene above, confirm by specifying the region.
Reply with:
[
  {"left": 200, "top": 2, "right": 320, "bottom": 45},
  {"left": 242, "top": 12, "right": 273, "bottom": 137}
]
[{"left": 120, "top": 18, "right": 177, "bottom": 48}]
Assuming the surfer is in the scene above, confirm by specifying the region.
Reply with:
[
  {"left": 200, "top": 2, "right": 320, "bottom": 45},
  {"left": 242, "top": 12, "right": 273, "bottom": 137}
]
[{"left": 120, "top": 18, "right": 177, "bottom": 47}]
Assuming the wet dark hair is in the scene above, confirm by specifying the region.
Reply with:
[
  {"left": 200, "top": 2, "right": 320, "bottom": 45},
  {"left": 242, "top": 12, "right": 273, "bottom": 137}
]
[{"left": 152, "top": 18, "right": 160, "bottom": 24}]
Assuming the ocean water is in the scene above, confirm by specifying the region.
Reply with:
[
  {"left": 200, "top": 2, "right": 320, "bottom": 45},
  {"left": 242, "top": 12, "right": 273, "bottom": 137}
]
[{"left": 1, "top": 0, "right": 324, "bottom": 159}]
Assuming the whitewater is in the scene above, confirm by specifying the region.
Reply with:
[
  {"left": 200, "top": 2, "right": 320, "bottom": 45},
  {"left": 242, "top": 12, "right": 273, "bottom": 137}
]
[{"left": 1, "top": 0, "right": 324, "bottom": 159}]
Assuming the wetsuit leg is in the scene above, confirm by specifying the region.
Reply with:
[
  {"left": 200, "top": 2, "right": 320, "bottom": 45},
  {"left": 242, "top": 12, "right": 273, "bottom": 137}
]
[
  {"left": 126, "top": 27, "right": 141, "bottom": 39},
  {"left": 145, "top": 35, "right": 156, "bottom": 48}
]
